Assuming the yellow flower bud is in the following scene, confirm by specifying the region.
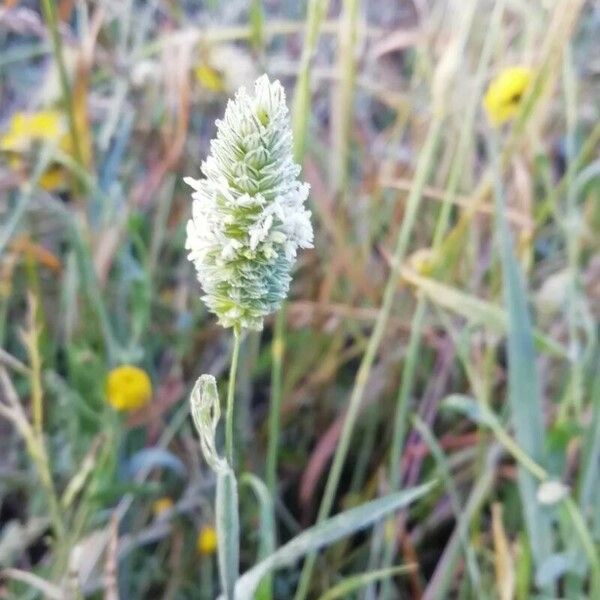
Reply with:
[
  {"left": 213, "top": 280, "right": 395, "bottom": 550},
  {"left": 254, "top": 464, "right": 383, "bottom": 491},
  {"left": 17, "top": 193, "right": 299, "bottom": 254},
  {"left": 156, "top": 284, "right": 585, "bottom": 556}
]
[
  {"left": 196, "top": 525, "right": 218, "bottom": 556},
  {"left": 106, "top": 365, "right": 152, "bottom": 412},
  {"left": 483, "top": 66, "right": 533, "bottom": 125}
]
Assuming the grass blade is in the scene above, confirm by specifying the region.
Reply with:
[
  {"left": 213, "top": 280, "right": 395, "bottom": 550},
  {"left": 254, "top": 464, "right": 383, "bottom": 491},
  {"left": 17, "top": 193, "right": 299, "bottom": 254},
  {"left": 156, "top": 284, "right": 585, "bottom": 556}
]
[
  {"left": 331, "top": 0, "right": 358, "bottom": 191},
  {"left": 579, "top": 356, "right": 600, "bottom": 535},
  {"left": 424, "top": 446, "right": 502, "bottom": 600},
  {"left": 489, "top": 132, "right": 554, "bottom": 574},
  {"left": 216, "top": 468, "right": 239, "bottom": 600},
  {"left": 225, "top": 482, "right": 435, "bottom": 600},
  {"left": 291, "top": 0, "right": 329, "bottom": 162},
  {"left": 401, "top": 268, "right": 567, "bottom": 358},
  {"left": 316, "top": 565, "right": 416, "bottom": 600},
  {"left": 412, "top": 416, "right": 481, "bottom": 589},
  {"left": 240, "top": 474, "right": 275, "bottom": 600},
  {"left": 249, "top": 0, "right": 265, "bottom": 53}
]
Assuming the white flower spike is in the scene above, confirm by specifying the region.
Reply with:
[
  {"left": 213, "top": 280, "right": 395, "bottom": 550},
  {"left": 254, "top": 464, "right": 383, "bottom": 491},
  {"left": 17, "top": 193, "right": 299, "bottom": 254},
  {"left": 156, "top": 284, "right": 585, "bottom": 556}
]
[{"left": 185, "top": 75, "right": 313, "bottom": 331}]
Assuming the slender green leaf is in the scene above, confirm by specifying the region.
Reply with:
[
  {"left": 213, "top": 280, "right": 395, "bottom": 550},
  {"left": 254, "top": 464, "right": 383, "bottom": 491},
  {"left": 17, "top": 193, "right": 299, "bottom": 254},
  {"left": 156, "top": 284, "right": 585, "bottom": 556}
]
[
  {"left": 316, "top": 565, "right": 415, "bottom": 600},
  {"left": 216, "top": 468, "right": 239, "bottom": 600},
  {"left": 443, "top": 395, "right": 547, "bottom": 480},
  {"left": 423, "top": 446, "right": 502, "bottom": 600},
  {"left": 240, "top": 474, "right": 275, "bottom": 600},
  {"left": 412, "top": 416, "right": 481, "bottom": 588},
  {"left": 580, "top": 359, "right": 600, "bottom": 536},
  {"left": 331, "top": 0, "right": 358, "bottom": 190},
  {"left": 292, "top": 0, "right": 329, "bottom": 161},
  {"left": 402, "top": 270, "right": 567, "bottom": 358},
  {"left": 221, "top": 482, "right": 435, "bottom": 600},
  {"left": 490, "top": 131, "right": 554, "bottom": 572},
  {"left": 249, "top": 0, "right": 264, "bottom": 52}
]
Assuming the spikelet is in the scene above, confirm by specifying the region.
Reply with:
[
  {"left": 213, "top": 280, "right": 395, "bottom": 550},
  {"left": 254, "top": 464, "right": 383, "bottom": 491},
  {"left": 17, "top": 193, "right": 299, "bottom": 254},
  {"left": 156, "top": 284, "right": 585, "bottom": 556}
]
[{"left": 185, "top": 75, "right": 313, "bottom": 331}]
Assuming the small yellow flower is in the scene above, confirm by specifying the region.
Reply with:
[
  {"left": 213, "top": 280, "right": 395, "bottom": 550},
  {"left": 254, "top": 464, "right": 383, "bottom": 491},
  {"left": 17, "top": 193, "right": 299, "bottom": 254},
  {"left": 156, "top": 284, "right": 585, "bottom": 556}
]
[
  {"left": 152, "top": 497, "right": 174, "bottom": 517},
  {"left": 195, "top": 64, "right": 225, "bottom": 92},
  {"left": 106, "top": 365, "right": 152, "bottom": 412},
  {"left": 196, "top": 525, "right": 218, "bottom": 556},
  {"left": 0, "top": 111, "right": 64, "bottom": 152},
  {"left": 1, "top": 110, "right": 72, "bottom": 191},
  {"left": 483, "top": 66, "right": 533, "bottom": 125}
]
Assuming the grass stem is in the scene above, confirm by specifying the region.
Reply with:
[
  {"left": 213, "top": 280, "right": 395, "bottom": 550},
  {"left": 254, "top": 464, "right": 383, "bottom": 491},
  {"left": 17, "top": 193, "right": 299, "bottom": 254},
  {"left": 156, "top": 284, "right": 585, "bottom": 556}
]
[
  {"left": 266, "top": 311, "right": 285, "bottom": 493},
  {"left": 40, "top": 0, "right": 84, "bottom": 170},
  {"left": 226, "top": 330, "right": 242, "bottom": 467}
]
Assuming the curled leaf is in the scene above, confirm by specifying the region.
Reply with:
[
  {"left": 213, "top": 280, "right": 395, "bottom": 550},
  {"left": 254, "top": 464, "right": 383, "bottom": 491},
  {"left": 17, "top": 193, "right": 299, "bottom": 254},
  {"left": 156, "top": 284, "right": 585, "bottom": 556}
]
[{"left": 189, "top": 375, "right": 227, "bottom": 473}]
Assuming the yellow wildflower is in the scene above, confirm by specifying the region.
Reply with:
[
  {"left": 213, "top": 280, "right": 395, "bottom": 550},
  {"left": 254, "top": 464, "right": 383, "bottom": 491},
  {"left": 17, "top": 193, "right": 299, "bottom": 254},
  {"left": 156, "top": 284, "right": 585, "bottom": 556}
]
[
  {"left": 193, "top": 45, "right": 259, "bottom": 95},
  {"left": 195, "top": 64, "right": 225, "bottom": 92},
  {"left": 105, "top": 365, "right": 152, "bottom": 412},
  {"left": 152, "top": 497, "right": 174, "bottom": 518},
  {"left": 1, "top": 110, "right": 70, "bottom": 191},
  {"left": 196, "top": 525, "right": 218, "bottom": 556},
  {"left": 0, "top": 111, "right": 64, "bottom": 152},
  {"left": 483, "top": 66, "right": 533, "bottom": 125}
]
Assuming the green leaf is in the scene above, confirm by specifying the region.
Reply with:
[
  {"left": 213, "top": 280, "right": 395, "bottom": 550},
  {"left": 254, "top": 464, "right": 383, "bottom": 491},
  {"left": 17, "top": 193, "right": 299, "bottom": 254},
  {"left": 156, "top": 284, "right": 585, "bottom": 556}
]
[
  {"left": 443, "top": 394, "right": 547, "bottom": 481},
  {"left": 402, "top": 269, "right": 567, "bottom": 358},
  {"left": 249, "top": 0, "right": 264, "bottom": 51},
  {"left": 216, "top": 468, "right": 239, "bottom": 599},
  {"left": 240, "top": 474, "right": 275, "bottom": 600},
  {"left": 220, "top": 481, "right": 436, "bottom": 600},
  {"left": 489, "top": 132, "right": 553, "bottom": 573},
  {"left": 316, "top": 565, "right": 415, "bottom": 600},
  {"left": 443, "top": 394, "right": 498, "bottom": 429},
  {"left": 291, "top": 0, "right": 329, "bottom": 162}
]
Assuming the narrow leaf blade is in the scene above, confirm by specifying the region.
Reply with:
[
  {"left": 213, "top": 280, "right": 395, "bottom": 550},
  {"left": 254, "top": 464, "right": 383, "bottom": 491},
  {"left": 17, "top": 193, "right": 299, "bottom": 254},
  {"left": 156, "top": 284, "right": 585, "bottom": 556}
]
[{"left": 224, "top": 482, "right": 436, "bottom": 600}]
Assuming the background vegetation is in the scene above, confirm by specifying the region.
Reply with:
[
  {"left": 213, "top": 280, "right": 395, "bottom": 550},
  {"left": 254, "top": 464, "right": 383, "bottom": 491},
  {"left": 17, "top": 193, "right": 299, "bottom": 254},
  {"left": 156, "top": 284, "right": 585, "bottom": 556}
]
[{"left": 0, "top": 0, "right": 599, "bottom": 598}]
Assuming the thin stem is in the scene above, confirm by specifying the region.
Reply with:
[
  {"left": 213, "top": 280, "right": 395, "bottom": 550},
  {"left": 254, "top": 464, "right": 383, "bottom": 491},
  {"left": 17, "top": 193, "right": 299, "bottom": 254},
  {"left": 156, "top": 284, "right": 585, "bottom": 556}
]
[
  {"left": 266, "top": 310, "right": 285, "bottom": 493},
  {"left": 561, "top": 44, "right": 583, "bottom": 418},
  {"left": 26, "top": 297, "right": 44, "bottom": 440},
  {"left": 413, "top": 416, "right": 481, "bottom": 589},
  {"left": 226, "top": 330, "right": 242, "bottom": 467},
  {"left": 292, "top": 0, "right": 330, "bottom": 161},
  {"left": 564, "top": 498, "right": 600, "bottom": 595},
  {"left": 331, "top": 0, "right": 359, "bottom": 191},
  {"left": 424, "top": 445, "right": 502, "bottom": 600},
  {"left": 40, "top": 0, "right": 84, "bottom": 169}
]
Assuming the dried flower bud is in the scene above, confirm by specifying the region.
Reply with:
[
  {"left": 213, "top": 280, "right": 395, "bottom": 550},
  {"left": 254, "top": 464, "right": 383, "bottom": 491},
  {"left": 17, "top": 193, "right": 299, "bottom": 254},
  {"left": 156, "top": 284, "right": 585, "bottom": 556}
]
[{"left": 185, "top": 75, "right": 313, "bottom": 331}]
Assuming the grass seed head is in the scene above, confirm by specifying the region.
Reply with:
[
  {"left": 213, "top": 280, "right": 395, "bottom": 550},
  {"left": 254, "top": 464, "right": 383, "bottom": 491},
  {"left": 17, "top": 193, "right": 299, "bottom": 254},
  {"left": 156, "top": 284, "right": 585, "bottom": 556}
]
[{"left": 184, "top": 75, "right": 313, "bottom": 331}]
